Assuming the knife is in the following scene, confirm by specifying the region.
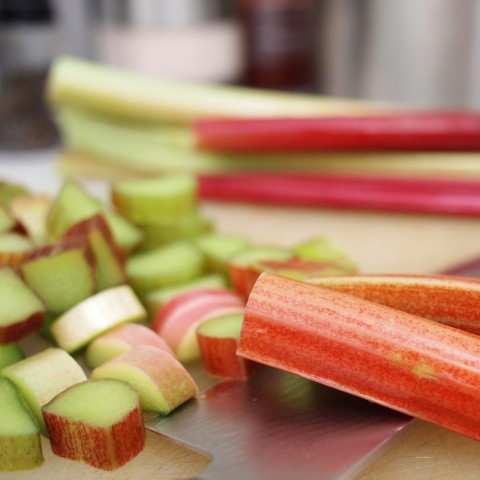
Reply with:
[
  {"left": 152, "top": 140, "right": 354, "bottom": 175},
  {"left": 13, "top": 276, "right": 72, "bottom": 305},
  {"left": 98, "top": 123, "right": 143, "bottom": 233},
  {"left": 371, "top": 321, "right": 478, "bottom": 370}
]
[{"left": 146, "top": 258, "right": 480, "bottom": 480}]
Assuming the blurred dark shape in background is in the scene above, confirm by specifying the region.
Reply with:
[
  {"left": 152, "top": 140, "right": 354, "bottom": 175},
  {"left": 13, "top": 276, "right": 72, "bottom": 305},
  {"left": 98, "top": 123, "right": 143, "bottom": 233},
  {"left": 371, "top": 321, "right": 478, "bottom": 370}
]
[
  {"left": 1, "top": 0, "right": 480, "bottom": 150},
  {"left": 0, "top": 0, "right": 59, "bottom": 149}
]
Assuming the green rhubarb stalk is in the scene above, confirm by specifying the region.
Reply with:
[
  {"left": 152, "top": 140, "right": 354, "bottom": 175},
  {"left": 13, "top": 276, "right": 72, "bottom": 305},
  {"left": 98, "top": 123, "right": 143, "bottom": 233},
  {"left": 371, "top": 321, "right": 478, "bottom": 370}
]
[
  {"left": 57, "top": 108, "right": 480, "bottom": 179},
  {"left": 47, "top": 57, "right": 387, "bottom": 125}
]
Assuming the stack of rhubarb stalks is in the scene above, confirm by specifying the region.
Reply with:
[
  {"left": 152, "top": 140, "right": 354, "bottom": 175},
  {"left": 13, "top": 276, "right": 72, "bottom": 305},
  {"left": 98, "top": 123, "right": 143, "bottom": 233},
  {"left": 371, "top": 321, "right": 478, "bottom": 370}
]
[{"left": 48, "top": 56, "right": 480, "bottom": 216}]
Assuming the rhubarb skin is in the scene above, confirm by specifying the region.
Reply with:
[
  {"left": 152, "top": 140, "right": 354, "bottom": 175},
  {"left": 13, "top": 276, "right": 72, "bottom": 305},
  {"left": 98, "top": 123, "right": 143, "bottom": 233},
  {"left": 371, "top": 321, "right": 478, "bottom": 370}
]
[
  {"left": 42, "top": 379, "right": 145, "bottom": 471},
  {"left": 308, "top": 274, "right": 480, "bottom": 335},
  {"left": 238, "top": 272, "right": 480, "bottom": 442}
]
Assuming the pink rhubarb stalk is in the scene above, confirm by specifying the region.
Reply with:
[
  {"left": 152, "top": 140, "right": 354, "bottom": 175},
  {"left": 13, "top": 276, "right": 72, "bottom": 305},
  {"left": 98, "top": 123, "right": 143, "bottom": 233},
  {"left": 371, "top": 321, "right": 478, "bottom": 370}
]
[
  {"left": 238, "top": 272, "right": 480, "bottom": 441},
  {"left": 308, "top": 274, "right": 480, "bottom": 335},
  {"left": 198, "top": 173, "right": 480, "bottom": 216},
  {"left": 195, "top": 112, "right": 480, "bottom": 152}
]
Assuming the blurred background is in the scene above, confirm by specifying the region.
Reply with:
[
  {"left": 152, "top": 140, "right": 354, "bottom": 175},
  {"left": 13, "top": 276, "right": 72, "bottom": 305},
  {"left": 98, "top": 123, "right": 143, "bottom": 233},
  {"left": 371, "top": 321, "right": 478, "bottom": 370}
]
[{"left": 1, "top": 0, "right": 480, "bottom": 149}]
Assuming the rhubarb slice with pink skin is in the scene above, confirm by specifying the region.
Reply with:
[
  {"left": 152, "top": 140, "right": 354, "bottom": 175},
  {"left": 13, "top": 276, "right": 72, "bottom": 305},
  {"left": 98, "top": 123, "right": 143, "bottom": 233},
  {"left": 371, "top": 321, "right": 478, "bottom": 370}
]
[
  {"left": 91, "top": 345, "right": 198, "bottom": 415},
  {"left": 50, "top": 285, "right": 147, "bottom": 353},
  {"left": 42, "top": 378, "right": 145, "bottom": 470},
  {"left": 1, "top": 347, "right": 87, "bottom": 436},
  {"left": 238, "top": 272, "right": 480, "bottom": 442},
  {"left": 0, "top": 267, "right": 45, "bottom": 344},
  {"left": 9, "top": 194, "right": 53, "bottom": 247},
  {"left": 228, "top": 245, "right": 294, "bottom": 300},
  {"left": 152, "top": 287, "right": 245, "bottom": 362},
  {"left": 307, "top": 274, "right": 480, "bottom": 335},
  {"left": 197, "top": 312, "right": 261, "bottom": 380},
  {"left": 20, "top": 242, "right": 96, "bottom": 315},
  {"left": 63, "top": 214, "right": 126, "bottom": 291},
  {"left": 0, "top": 376, "right": 43, "bottom": 471},
  {"left": 144, "top": 273, "right": 227, "bottom": 318},
  {"left": 85, "top": 322, "right": 174, "bottom": 369},
  {"left": 0, "top": 233, "right": 34, "bottom": 267}
]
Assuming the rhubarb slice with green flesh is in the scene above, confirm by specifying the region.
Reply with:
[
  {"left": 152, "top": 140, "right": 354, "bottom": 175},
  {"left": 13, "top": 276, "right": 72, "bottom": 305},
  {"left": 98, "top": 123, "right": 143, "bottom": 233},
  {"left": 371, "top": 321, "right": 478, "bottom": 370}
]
[
  {"left": 46, "top": 180, "right": 143, "bottom": 252},
  {"left": 197, "top": 312, "right": 260, "bottom": 380},
  {"left": 20, "top": 246, "right": 95, "bottom": 314},
  {"left": 0, "top": 233, "right": 34, "bottom": 267},
  {"left": 0, "top": 267, "right": 45, "bottom": 344},
  {"left": 91, "top": 345, "right": 198, "bottom": 415},
  {"left": 238, "top": 272, "right": 480, "bottom": 442},
  {"left": 228, "top": 245, "right": 294, "bottom": 299},
  {"left": 42, "top": 378, "right": 145, "bottom": 471},
  {"left": 196, "top": 233, "right": 251, "bottom": 277},
  {"left": 152, "top": 287, "right": 245, "bottom": 362},
  {"left": 144, "top": 273, "right": 227, "bottom": 317},
  {"left": 307, "top": 274, "right": 480, "bottom": 335},
  {"left": 63, "top": 214, "right": 126, "bottom": 291},
  {"left": 0, "top": 377, "right": 43, "bottom": 471},
  {"left": 9, "top": 194, "right": 53, "bottom": 246},
  {"left": 85, "top": 322, "right": 174, "bottom": 369},
  {"left": 1, "top": 347, "right": 87, "bottom": 435},
  {"left": 47, "top": 57, "right": 386, "bottom": 125},
  {"left": 50, "top": 285, "right": 146, "bottom": 353},
  {"left": 293, "top": 237, "right": 357, "bottom": 273},
  {"left": 111, "top": 174, "right": 198, "bottom": 224},
  {"left": 0, "top": 343, "right": 24, "bottom": 369},
  {"left": 126, "top": 241, "right": 205, "bottom": 295},
  {"left": 0, "top": 205, "right": 16, "bottom": 233},
  {"left": 0, "top": 182, "right": 30, "bottom": 208}
]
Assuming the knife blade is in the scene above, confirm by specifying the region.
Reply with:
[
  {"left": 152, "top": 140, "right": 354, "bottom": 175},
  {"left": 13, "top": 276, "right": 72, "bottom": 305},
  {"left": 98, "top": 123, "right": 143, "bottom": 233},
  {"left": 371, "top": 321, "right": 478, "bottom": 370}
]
[{"left": 146, "top": 259, "right": 480, "bottom": 480}]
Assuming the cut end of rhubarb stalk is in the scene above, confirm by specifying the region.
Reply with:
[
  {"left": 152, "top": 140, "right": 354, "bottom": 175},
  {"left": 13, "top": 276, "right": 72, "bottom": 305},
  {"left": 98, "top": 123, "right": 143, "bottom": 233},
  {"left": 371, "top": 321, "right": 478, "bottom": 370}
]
[
  {"left": 42, "top": 378, "right": 145, "bottom": 471},
  {"left": 0, "top": 377, "right": 43, "bottom": 471},
  {"left": 91, "top": 345, "right": 198, "bottom": 415}
]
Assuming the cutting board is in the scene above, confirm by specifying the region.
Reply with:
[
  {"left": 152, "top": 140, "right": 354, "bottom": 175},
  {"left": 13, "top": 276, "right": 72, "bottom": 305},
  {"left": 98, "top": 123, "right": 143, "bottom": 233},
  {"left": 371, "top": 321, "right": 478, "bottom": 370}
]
[{"left": 3, "top": 152, "right": 480, "bottom": 479}]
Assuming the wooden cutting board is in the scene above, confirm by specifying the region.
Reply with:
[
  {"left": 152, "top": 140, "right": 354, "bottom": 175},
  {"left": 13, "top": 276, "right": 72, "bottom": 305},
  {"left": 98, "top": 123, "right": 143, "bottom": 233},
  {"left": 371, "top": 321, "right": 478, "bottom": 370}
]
[{"left": 3, "top": 153, "right": 480, "bottom": 479}]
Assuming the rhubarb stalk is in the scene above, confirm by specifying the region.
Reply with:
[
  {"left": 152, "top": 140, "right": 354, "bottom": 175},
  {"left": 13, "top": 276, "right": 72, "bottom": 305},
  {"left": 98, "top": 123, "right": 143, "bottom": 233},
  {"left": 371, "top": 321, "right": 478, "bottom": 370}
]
[
  {"left": 238, "top": 272, "right": 480, "bottom": 441},
  {"left": 195, "top": 113, "right": 480, "bottom": 152},
  {"left": 199, "top": 173, "right": 480, "bottom": 216}
]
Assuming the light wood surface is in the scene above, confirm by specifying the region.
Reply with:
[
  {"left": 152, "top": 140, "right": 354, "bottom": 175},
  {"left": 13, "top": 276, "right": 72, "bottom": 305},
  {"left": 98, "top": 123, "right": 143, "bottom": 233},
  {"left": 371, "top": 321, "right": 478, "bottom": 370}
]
[{"left": 2, "top": 151, "right": 480, "bottom": 479}]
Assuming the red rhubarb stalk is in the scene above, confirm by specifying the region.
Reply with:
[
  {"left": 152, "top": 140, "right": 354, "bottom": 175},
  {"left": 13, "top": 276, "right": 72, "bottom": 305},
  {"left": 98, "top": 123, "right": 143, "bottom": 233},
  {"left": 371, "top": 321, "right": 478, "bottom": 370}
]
[
  {"left": 238, "top": 272, "right": 480, "bottom": 441},
  {"left": 308, "top": 274, "right": 480, "bottom": 335},
  {"left": 195, "top": 113, "right": 480, "bottom": 152},
  {"left": 198, "top": 173, "right": 480, "bottom": 216}
]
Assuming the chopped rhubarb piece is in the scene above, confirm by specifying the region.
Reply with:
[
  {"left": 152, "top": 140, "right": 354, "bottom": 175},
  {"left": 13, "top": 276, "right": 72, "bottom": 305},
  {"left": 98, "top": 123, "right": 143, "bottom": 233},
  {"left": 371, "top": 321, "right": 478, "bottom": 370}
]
[
  {"left": 238, "top": 272, "right": 480, "bottom": 442},
  {"left": 0, "top": 377, "right": 43, "bottom": 471},
  {"left": 91, "top": 345, "right": 198, "bottom": 415},
  {"left": 197, "top": 312, "right": 261, "bottom": 380},
  {"left": 308, "top": 274, "right": 480, "bottom": 335},
  {"left": 50, "top": 285, "right": 146, "bottom": 353},
  {"left": 152, "top": 287, "right": 245, "bottom": 362},
  {"left": 0, "top": 267, "right": 45, "bottom": 344},
  {"left": 0, "top": 233, "right": 34, "bottom": 267},
  {"left": 2, "top": 347, "right": 87, "bottom": 435},
  {"left": 85, "top": 322, "right": 174, "bottom": 369},
  {"left": 42, "top": 379, "right": 145, "bottom": 470},
  {"left": 195, "top": 113, "right": 480, "bottom": 152}
]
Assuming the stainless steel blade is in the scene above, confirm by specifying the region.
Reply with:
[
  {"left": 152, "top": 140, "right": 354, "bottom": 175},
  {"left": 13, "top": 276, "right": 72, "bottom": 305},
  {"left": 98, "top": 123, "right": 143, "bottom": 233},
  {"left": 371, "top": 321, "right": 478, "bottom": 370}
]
[{"left": 146, "top": 368, "right": 410, "bottom": 480}]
